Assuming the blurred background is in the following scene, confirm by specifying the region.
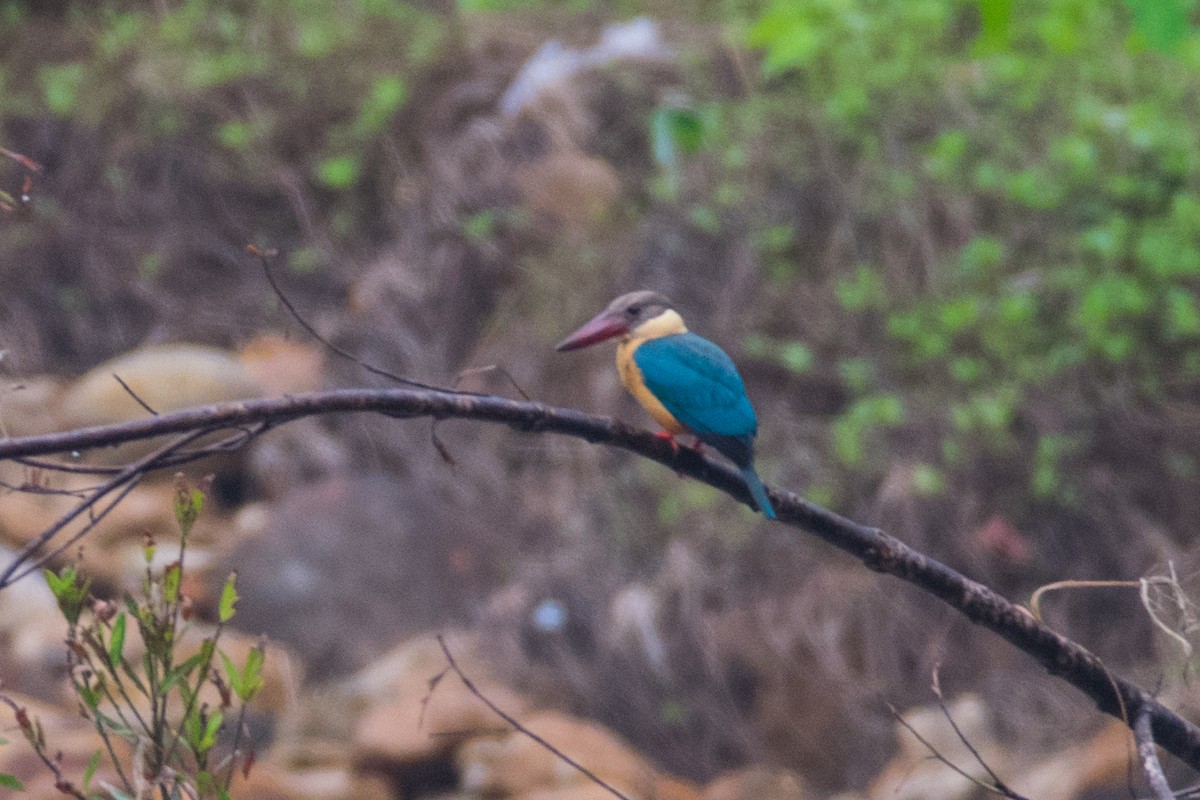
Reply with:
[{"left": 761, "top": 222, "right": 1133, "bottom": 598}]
[{"left": 2, "top": 1, "right": 1200, "bottom": 798}]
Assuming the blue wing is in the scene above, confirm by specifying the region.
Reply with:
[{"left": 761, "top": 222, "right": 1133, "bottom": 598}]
[{"left": 633, "top": 333, "right": 758, "bottom": 444}]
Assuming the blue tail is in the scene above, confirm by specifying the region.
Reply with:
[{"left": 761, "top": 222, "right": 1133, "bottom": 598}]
[{"left": 740, "top": 465, "right": 776, "bottom": 520}]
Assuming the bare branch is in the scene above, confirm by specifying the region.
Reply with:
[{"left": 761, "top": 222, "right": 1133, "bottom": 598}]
[{"left": 0, "top": 388, "right": 1197, "bottom": 770}]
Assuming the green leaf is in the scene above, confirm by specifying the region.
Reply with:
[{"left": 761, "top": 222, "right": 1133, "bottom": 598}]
[
  {"left": 78, "top": 682, "right": 101, "bottom": 710},
  {"left": 0, "top": 773, "right": 25, "bottom": 790},
  {"left": 240, "top": 646, "right": 265, "bottom": 702},
  {"left": 911, "top": 463, "right": 946, "bottom": 496},
  {"left": 779, "top": 342, "right": 813, "bottom": 374},
  {"left": 315, "top": 155, "right": 361, "bottom": 189},
  {"left": 201, "top": 709, "right": 223, "bottom": 750},
  {"left": 220, "top": 650, "right": 242, "bottom": 698},
  {"left": 355, "top": 75, "right": 408, "bottom": 136},
  {"left": 39, "top": 62, "right": 84, "bottom": 116},
  {"left": 44, "top": 566, "right": 89, "bottom": 627},
  {"left": 216, "top": 120, "right": 253, "bottom": 151},
  {"left": 174, "top": 487, "right": 204, "bottom": 534},
  {"left": 160, "top": 650, "right": 207, "bottom": 695},
  {"left": 163, "top": 561, "right": 182, "bottom": 604},
  {"left": 976, "top": 0, "right": 1013, "bottom": 51},
  {"left": 749, "top": 4, "right": 822, "bottom": 75},
  {"left": 1126, "top": 0, "right": 1191, "bottom": 53},
  {"left": 221, "top": 645, "right": 265, "bottom": 703},
  {"left": 461, "top": 209, "right": 497, "bottom": 243},
  {"left": 82, "top": 749, "right": 102, "bottom": 791},
  {"left": 195, "top": 771, "right": 216, "bottom": 797},
  {"left": 651, "top": 105, "right": 705, "bottom": 166},
  {"left": 835, "top": 265, "right": 885, "bottom": 311},
  {"left": 108, "top": 613, "right": 127, "bottom": 668},
  {"left": 218, "top": 573, "right": 239, "bottom": 623},
  {"left": 1165, "top": 287, "right": 1200, "bottom": 339}
]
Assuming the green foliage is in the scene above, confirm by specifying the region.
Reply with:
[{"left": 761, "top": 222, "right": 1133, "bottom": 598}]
[
  {"left": 0, "top": 0, "right": 447, "bottom": 249},
  {"left": 832, "top": 393, "right": 905, "bottom": 467},
  {"left": 0, "top": 770, "right": 23, "bottom": 791},
  {"left": 739, "top": 0, "right": 1200, "bottom": 507},
  {"left": 44, "top": 564, "right": 90, "bottom": 629},
  {"left": 2, "top": 481, "right": 263, "bottom": 799},
  {"left": 652, "top": 101, "right": 708, "bottom": 198}
]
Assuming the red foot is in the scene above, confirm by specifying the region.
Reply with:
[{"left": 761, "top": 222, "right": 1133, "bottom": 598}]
[
  {"left": 654, "top": 431, "right": 681, "bottom": 456},
  {"left": 653, "top": 431, "right": 686, "bottom": 477}
]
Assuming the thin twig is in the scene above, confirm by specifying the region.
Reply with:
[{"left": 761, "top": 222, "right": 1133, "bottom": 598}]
[
  {"left": 436, "top": 634, "right": 634, "bottom": 800},
  {"left": 0, "top": 695, "right": 90, "bottom": 800},
  {"left": 455, "top": 364, "right": 532, "bottom": 401},
  {"left": 111, "top": 372, "right": 159, "bottom": 416},
  {"left": 253, "top": 247, "right": 446, "bottom": 392},
  {"left": 1029, "top": 579, "right": 1140, "bottom": 620},
  {"left": 930, "top": 666, "right": 1012, "bottom": 793}
]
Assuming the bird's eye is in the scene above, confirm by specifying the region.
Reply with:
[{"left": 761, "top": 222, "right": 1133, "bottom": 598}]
[{"left": 627, "top": 305, "right": 641, "bottom": 315}]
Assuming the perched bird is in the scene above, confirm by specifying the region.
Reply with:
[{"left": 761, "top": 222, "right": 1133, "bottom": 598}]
[{"left": 556, "top": 290, "right": 776, "bottom": 519}]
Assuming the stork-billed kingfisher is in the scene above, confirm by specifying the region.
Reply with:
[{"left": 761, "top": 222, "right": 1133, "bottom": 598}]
[{"left": 556, "top": 290, "right": 776, "bottom": 520}]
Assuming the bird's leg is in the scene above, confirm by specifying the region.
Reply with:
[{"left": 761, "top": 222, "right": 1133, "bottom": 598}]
[
  {"left": 653, "top": 431, "right": 687, "bottom": 478},
  {"left": 654, "top": 430, "right": 681, "bottom": 456}
]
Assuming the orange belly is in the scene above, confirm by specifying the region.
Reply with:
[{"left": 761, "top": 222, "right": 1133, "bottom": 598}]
[{"left": 616, "top": 339, "right": 686, "bottom": 435}]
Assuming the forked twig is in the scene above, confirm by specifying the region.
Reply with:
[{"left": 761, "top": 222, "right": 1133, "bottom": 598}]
[
  {"left": 436, "top": 634, "right": 634, "bottom": 800},
  {"left": 930, "top": 666, "right": 1014, "bottom": 795},
  {"left": 886, "top": 689, "right": 1031, "bottom": 800}
]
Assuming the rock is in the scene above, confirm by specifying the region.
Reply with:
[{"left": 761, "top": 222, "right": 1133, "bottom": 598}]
[
  {"left": 868, "top": 694, "right": 1004, "bottom": 800},
  {"left": 224, "top": 476, "right": 507, "bottom": 679},
  {"left": 1015, "top": 720, "right": 1131, "bottom": 800},
  {"left": 0, "top": 376, "right": 65, "bottom": 437},
  {"left": 353, "top": 632, "right": 532, "bottom": 769},
  {"left": 515, "top": 151, "right": 621, "bottom": 231},
  {"left": 456, "top": 710, "right": 658, "bottom": 798},
  {"left": 0, "top": 551, "right": 69, "bottom": 697},
  {"left": 237, "top": 334, "right": 326, "bottom": 396},
  {"left": 61, "top": 344, "right": 263, "bottom": 427},
  {"left": 655, "top": 775, "right": 704, "bottom": 800},
  {"left": 703, "top": 766, "right": 810, "bottom": 800},
  {"left": 519, "top": 784, "right": 648, "bottom": 800},
  {"left": 236, "top": 760, "right": 396, "bottom": 800}
]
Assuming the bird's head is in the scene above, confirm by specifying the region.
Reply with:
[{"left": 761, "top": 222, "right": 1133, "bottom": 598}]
[{"left": 555, "top": 290, "right": 683, "bottom": 351}]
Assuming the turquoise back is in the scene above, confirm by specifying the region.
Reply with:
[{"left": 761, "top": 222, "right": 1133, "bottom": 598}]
[{"left": 633, "top": 333, "right": 758, "bottom": 442}]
